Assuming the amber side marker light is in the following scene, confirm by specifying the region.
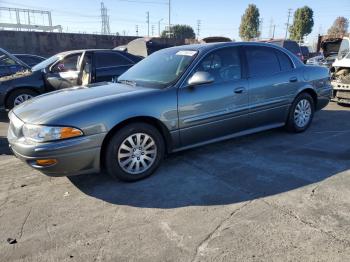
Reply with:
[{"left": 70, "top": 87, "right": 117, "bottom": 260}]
[
  {"left": 60, "top": 127, "right": 83, "bottom": 139},
  {"left": 35, "top": 159, "right": 58, "bottom": 166}
]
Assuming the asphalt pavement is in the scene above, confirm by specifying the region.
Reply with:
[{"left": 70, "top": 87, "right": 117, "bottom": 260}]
[{"left": 1, "top": 102, "right": 350, "bottom": 261}]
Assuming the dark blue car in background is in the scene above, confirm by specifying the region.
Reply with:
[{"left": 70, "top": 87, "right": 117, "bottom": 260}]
[{"left": 0, "top": 48, "right": 32, "bottom": 78}]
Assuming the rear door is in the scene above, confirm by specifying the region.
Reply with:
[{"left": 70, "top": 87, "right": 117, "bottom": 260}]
[
  {"left": 245, "top": 46, "right": 299, "bottom": 128},
  {"left": 93, "top": 51, "right": 135, "bottom": 83},
  {"left": 178, "top": 46, "right": 250, "bottom": 147},
  {"left": 45, "top": 52, "right": 83, "bottom": 90}
]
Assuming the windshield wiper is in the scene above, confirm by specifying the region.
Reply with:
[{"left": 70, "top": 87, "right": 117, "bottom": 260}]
[{"left": 117, "top": 79, "right": 137, "bottom": 87}]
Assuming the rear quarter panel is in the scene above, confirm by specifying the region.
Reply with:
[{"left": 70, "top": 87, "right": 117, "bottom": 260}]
[{"left": 302, "top": 65, "right": 332, "bottom": 110}]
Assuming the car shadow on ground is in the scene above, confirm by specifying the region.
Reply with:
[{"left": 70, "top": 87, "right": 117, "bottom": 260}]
[
  {"left": 0, "top": 137, "right": 12, "bottom": 155},
  {"left": 69, "top": 108, "right": 350, "bottom": 209},
  {"left": 0, "top": 110, "right": 9, "bottom": 123}
]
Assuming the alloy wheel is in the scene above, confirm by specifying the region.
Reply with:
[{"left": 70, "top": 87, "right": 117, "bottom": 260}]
[
  {"left": 294, "top": 99, "right": 312, "bottom": 128},
  {"left": 117, "top": 133, "right": 157, "bottom": 175},
  {"left": 13, "top": 94, "right": 33, "bottom": 107}
]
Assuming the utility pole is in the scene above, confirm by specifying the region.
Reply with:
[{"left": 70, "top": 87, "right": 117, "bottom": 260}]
[
  {"left": 272, "top": 25, "right": 276, "bottom": 39},
  {"left": 196, "top": 20, "right": 201, "bottom": 39},
  {"left": 146, "top": 11, "right": 150, "bottom": 37},
  {"left": 136, "top": 25, "right": 139, "bottom": 36},
  {"left": 168, "top": 0, "right": 171, "bottom": 38},
  {"left": 158, "top": 18, "right": 163, "bottom": 36},
  {"left": 258, "top": 18, "right": 263, "bottom": 39},
  {"left": 151, "top": 25, "right": 155, "bottom": 36},
  {"left": 285, "top": 8, "right": 292, "bottom": 39}
]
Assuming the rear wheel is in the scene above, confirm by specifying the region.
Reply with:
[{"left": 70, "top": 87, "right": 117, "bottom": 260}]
[
  {"left": 6, "top": 89, "right": 37, "bottom": 109},
  {"left": 104, "top": 123, "right": 165, "bottom": 182},
  {"left": 286, "top": 93, "right": 315, "bottom": 133}
]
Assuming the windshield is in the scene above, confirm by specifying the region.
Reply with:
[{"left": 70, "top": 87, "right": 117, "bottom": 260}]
[
  {"left": 32, "top": 54, "right": 60, "bottom": 71},
  {"left": 338, "top": 39, "right": 350, "bottom": 60},
  {"left": 118, "top": 48, "right": 198, "bottom": 88}
]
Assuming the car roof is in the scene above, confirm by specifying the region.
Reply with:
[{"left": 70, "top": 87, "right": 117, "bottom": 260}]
[{"left": 164, "top": 41, "right": 296, "bottom": 52}]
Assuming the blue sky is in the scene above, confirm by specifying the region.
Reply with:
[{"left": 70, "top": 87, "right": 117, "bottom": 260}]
[{"left": 0, "top": 0, "right": 349, "bottom": 45}]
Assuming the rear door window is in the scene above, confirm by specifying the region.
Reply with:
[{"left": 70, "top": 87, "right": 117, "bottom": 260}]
[
  {"left": 245, "top": 46, "right": 280, "bottom": 77},
  {"left": 275, "top": 50, "right": 294, "bottom": 71},
  {"left": 95, "top": 52, "right": 133, "bottom": 68}
]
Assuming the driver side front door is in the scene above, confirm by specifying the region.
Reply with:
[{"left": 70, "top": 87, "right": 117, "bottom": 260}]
[
  {"left": 45, "top": 52, "right": 83, "bottom": 91},
  {"left": 178, "top": 47, "right": 250, "bottom": 147}
]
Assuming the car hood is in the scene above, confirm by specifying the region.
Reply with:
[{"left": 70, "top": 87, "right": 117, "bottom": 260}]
[
  {"left": 0, "top": 70, "right": 35, "bottom": 83},
  {"left": 12, "top": 82, "right": 155, "bottom": 124}
]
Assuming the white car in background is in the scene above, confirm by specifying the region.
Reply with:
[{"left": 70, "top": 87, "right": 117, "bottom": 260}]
[{"left": 331, "top": 37, "right": 350, "bottom": 105}]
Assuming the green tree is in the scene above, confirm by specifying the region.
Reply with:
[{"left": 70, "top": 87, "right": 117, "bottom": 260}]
[
  {"left": 161, "top": 24, "right": 195, "bottom": 39},
  {"left": 239, "top": 4, "right": 260, "bottom": 41},
  {"left": 289, "top": 6, "right": 314, "bottom": 41},
  {"left": 327, "top": 17, "right": 349, "bottom": 37}
]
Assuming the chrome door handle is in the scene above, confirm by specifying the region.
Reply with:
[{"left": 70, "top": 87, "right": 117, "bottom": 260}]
[{"left": 234, "top": 87, "right": 245, "bottom": 94}]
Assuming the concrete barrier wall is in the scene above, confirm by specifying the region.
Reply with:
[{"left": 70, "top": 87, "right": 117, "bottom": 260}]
[{"left": 0, "top": 31, "right": 183, "bottom": 57}]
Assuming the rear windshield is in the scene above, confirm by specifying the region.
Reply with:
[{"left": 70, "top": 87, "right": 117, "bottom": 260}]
[
  {"left": 283, "top": 41, "right": 301, "bottom": 55},
  {"left": 300, "top": 46, "right": 309, "bottom": 55},
  {"left": 269, "top": 40, "right": 300, "bottom": 55}
]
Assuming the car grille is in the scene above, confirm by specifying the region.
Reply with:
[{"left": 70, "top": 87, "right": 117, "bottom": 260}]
[{"left": 337, "top": 91, "right": 350, "bottom": 99}]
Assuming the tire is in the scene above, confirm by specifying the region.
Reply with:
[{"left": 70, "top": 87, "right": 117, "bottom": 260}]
[
  {"left": 104, "top": 123, "right": 165, "bottom": 182},
  {"left": 286, "top": 93, "right": 315, "bottom": 133},
  {"left": 6, "top": 89, "right": 37, "bottom": 109}
]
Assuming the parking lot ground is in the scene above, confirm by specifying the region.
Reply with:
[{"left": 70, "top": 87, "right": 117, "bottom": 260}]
[{"left": 1, "top": 102, "right": 350, "bottom": 261}]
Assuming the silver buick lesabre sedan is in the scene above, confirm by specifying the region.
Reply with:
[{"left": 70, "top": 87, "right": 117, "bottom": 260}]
[{"left": 7, "top": 42, "right": 332, "bottom": 181}]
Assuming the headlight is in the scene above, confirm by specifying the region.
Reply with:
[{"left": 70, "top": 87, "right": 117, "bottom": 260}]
[{"left": 22, "top": 124, "right": 83, "bottom": 142}]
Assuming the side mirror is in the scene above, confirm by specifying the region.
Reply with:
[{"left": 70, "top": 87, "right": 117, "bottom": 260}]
[{"left": 188, "top": 71, "right": 214, "bottom": 86}]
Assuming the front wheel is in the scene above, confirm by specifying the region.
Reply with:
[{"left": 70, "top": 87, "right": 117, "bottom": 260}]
[
  {"left": 286, "top": 93, "right": 315, "bottom": 133},
  {"left": 104, "top": 123, "right": 165, "bottom": 182},
  {"left": 6, "top": 89, "right": 37, "bottom": 109}
]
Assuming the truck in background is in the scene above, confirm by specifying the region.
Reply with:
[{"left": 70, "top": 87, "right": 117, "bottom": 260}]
[
  {"left": 307, "top": 36, "right": 343, "bottom": 67},
  {"left": 331, "top": 37, "right": 350, "bottom": 105}
]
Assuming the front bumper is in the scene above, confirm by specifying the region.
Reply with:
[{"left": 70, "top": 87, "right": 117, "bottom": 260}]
[{"left": 8, "top": 128, "right": 106, "bottom": 177}]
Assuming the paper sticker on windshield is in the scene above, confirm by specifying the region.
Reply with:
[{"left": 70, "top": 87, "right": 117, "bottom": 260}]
[{"left": 176, "top": 50, "right": 197, "bottom": 56}]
